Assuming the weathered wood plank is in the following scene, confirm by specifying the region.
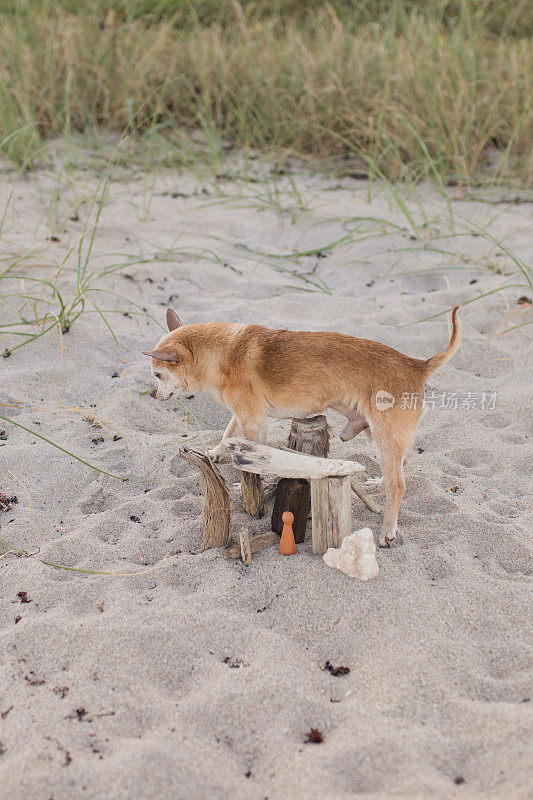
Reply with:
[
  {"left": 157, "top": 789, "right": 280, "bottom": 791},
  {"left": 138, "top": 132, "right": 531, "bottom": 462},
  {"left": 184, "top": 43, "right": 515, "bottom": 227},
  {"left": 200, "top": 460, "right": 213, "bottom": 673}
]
[
  {"left": 311, "top": 475, "right": 352, "bottom": 555},
  {"left": 239, "top": 470, "right": 266, "bottom": 518},
  {"left": 226, "top": 437, "right": 364, "bottom": 479}
]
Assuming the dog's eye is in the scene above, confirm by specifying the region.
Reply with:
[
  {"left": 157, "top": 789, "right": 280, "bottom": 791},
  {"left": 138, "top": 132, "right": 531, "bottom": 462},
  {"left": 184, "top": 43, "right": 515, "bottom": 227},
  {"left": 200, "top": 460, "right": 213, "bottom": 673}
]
[{"left": 154, "top": 372, "right": 161, "bottom": 379}]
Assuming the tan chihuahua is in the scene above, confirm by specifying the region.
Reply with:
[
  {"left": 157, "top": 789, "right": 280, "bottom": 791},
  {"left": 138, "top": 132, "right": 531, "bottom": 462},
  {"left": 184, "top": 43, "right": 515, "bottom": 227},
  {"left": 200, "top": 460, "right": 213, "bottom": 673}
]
[{"left": 143, "top": 307, "right": 461, "bottom": 547}]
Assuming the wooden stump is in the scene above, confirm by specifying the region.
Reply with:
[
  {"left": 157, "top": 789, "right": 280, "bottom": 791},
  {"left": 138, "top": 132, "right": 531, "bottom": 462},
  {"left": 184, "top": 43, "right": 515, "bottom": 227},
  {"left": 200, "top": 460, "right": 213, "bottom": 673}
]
[
  {"left": 271, "top": 478, "right": 310, "bottom": 543},
  {"left": 239, "top": 470, "right": 266, "bottom": 518},
  {"left": 271, "top": 416, "right": 329, "bottom": 543},
  {"left": 179, "top": 447, "right": 231, "bottom": 549},
  {"left": 310, "top": 475, "right": 352, "bottom": 555}
]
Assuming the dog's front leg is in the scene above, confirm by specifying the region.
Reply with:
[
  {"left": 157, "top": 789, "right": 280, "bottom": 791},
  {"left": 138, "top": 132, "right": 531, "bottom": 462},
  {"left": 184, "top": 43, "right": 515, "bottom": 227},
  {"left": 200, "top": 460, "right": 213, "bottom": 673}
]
[
  {"left": 239, "top": 415, "right": 267, "bottom": 444},
  {"left": 208, "top": 415, "right": 239, "bottom": 462}
]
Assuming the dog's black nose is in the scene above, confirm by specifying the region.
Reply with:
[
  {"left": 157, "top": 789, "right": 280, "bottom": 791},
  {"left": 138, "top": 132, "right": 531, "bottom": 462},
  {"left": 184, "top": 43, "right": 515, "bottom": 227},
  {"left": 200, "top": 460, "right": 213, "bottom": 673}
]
[{"left": 149, "top": 388, "right": 157, "bottom": 399}]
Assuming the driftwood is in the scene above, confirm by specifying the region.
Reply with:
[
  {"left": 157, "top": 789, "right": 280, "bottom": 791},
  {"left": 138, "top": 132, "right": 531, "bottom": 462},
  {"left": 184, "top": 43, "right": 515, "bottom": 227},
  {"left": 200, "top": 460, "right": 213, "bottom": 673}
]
[
  {"left": 226, "top": 438, "right": 364, "bottom": 557},
  {"left": 277, "top": 443, "right": 380, "bottom": 513},
  {"left": 225, "top": 438, "right": 364, "bottom": 479},
  {"left": 225, "top": 531, "right": 279, "bottom": 559},
  {"left": 287, "top": 415, "right": 329, "bottom": 455},
  {"left": 311, "top": 475, "right": 352, "bottom": 555},
  {"left": 272, "top": 478, "right": 310, "bottom": 543},
  {"left": 179, "top": 447, "right": 231, "bottom": 549},
  {"left": 239, "top": 470, "right": 266, "bottom": 518},
  {"left": 272, "top": 416, "right": 329, "bottom": 543},
  {"left": 239, "top": 526, "right": 252, "bottom": 566},
  {"left": 351, "top": 477, "right": 381, "bottom": 513}
]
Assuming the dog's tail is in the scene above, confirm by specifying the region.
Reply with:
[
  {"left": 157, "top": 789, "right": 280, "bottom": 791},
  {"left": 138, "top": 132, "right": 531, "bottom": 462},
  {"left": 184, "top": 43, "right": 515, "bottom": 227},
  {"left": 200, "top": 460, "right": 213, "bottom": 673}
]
[{"left": 424, "top": 306, "right": 461, "bottom": 375}]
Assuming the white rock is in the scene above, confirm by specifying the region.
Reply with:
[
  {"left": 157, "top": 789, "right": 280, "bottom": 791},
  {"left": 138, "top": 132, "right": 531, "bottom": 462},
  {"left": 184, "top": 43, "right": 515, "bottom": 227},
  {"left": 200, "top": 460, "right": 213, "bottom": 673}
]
[{"left": 323, "top": 528, "right": 379, "bottom": 580}]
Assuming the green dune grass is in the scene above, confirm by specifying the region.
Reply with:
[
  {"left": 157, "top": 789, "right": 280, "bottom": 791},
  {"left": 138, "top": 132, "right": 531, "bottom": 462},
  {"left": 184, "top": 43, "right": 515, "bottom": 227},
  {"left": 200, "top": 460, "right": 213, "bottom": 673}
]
[{"left": 1, "top": 1, "right": 532, "bottom": 185}]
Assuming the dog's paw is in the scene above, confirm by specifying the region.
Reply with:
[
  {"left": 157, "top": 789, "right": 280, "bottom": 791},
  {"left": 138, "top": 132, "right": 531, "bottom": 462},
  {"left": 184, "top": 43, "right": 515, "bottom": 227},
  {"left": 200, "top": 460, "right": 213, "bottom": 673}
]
[
  {"left": 378, "top": 532, "right": 403, "bottom": 548},
  {"left": 208, "top": 444, "right": 229, "bottom": 463},
  {"left": 364, "top": 476, "right": 384, "bottom": 487}
]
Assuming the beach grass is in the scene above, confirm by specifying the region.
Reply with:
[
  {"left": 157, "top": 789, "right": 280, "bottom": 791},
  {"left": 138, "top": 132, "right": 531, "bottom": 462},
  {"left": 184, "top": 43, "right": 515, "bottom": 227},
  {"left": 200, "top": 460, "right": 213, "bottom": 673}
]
[{"left": 1, "top": 1, "right": 532, "bottom": 185}]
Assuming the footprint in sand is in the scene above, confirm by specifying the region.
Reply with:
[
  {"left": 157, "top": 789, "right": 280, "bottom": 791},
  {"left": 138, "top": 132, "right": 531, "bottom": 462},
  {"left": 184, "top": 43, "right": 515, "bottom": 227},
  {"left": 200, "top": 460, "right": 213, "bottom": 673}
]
[
  {"left": 422, "top": 551, "right": 454, "bottom": 581},
  {"left": 397, "top": 272, "right": 449, "bottom": 295},
  {"left": 480, "top": 413, "right": 511, "bottom": 430},
  {"left": 452, "top": 449, "right": 496, "bottom": 477},
  {"left": 78, "top": 484, "right": 116, "bottom": 514}
]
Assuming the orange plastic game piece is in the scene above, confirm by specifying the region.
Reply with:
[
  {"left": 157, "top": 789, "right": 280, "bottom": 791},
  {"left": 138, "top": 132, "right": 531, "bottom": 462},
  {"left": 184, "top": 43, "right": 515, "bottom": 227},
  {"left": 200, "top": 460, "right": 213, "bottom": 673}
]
[{"left": 279, "top": 511, "right": 296, "bottom": 555}]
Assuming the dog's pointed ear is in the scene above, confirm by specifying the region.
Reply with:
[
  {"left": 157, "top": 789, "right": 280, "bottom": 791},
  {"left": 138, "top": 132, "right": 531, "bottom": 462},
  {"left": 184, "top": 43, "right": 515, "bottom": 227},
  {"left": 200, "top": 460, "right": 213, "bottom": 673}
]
[
  {"left": 142, "top": 349, "right": 182, "bottom": 363},
  {"left": 166, "top": 309, "right": 182, "bottom": 331}
]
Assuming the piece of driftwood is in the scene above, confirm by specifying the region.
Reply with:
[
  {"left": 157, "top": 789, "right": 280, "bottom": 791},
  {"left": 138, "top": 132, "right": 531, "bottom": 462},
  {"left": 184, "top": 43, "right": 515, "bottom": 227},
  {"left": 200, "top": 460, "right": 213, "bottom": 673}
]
[
  {"left": 272, "top": 478, "right": 310, "bottom": 543},
  {"left": 226, "top": 438, "right": 363, "bottom": 557},
  {"left": 311, "top": 475, "right": 352, "bottom": 555},
  {"left": 239, "top": 526, "right": 252, "bottom": 566},
  {"left": 226, "top": 531, "right": 279, "bottom": 559},
  {"left": 239, "top": 470, "right": 266, "bottom": 518},
  {"left": 264, "top": 478, "right": 278, "bottom": 500},
  {"left": 276, "top": 441, "right": 380, "bottom": 513},
  {"left": 225, "top": 438, "right": 364, "bottom": 479},
  {"left": 179, "top": 447, "right": 231, "bottom": 549},
  {"left": 350, "top": 477, "right": 381, "bottom": 513},
  {"left": 272, "top": 416, "right": 329, "bottom": 543},
  {"left": 288, "top": 415, "right": 330, "bottom": 454}
]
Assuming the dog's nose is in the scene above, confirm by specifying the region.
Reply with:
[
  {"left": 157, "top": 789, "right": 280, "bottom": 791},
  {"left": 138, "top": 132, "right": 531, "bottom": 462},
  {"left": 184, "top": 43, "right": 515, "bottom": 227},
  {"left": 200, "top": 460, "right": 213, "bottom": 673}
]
[{"left": 149, "top": 388, "right": 157, "bottom": 399}]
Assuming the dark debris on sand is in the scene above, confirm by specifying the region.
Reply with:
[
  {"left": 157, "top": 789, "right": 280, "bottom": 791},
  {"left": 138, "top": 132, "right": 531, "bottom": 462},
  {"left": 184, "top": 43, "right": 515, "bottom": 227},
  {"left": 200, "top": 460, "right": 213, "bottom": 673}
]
[
  {"left": 305, "top": 728, "right": 324, "bottom": 744},
  {"left": 0, "top": 494, "right": 17, "bottom": 512},
  {"left": 320, "top": 660, "right": 350, "bottom": 676}
]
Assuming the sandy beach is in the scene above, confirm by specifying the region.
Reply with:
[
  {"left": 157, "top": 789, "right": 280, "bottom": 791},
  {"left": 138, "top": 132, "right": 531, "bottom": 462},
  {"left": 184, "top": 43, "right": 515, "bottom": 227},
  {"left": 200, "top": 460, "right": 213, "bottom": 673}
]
[{"left": 0, "top": 159, "right": 532, "bottom": 799}]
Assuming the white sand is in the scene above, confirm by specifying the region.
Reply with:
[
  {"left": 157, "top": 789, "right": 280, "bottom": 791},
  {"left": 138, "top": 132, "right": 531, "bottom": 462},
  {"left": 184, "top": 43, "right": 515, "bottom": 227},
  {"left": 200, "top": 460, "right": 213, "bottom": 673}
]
[{"left": 0, "top": 155, "right": 532, "bottom": 799}]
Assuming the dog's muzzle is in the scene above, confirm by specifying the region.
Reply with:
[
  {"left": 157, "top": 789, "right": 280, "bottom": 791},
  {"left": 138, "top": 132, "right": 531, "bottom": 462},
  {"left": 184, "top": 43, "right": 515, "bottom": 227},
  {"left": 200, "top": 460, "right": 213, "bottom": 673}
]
[{"left": 149, "top": 388, "right": 157, "bottom": 399}]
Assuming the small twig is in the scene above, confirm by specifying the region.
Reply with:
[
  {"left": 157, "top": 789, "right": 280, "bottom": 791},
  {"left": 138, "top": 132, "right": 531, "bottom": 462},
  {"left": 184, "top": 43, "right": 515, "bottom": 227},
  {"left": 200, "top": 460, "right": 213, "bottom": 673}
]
[
  {"left": 263, "top": 478, "right": 278, "bottom": 499},
  {"left": 226, "top": 531, "right": 279, "bottom": 559},
  {"left": 350, "top": 478, "right": 381, "bottom": 513},
  {"left": 239, "top": 526, "right": 252, "bottom": 566}
]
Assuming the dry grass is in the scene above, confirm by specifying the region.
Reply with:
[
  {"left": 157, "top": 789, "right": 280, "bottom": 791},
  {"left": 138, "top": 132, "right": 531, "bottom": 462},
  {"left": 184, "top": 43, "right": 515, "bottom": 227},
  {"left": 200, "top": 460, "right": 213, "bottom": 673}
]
[{"left": 1, "top": 1, "right": 532, "bottom": 185}]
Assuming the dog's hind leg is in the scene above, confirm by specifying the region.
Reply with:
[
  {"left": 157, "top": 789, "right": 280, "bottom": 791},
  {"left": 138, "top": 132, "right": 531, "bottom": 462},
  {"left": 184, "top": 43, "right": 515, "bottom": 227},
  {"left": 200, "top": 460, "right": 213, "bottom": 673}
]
[
  {"left": 371, "top": 427, "right": 411, "bottom": 547},
  {"left": 377, "top": 442, "right": 406, "bottom": 547},
  {"left": 370, "top": 403, "right": 422, "bottom": 545}
]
